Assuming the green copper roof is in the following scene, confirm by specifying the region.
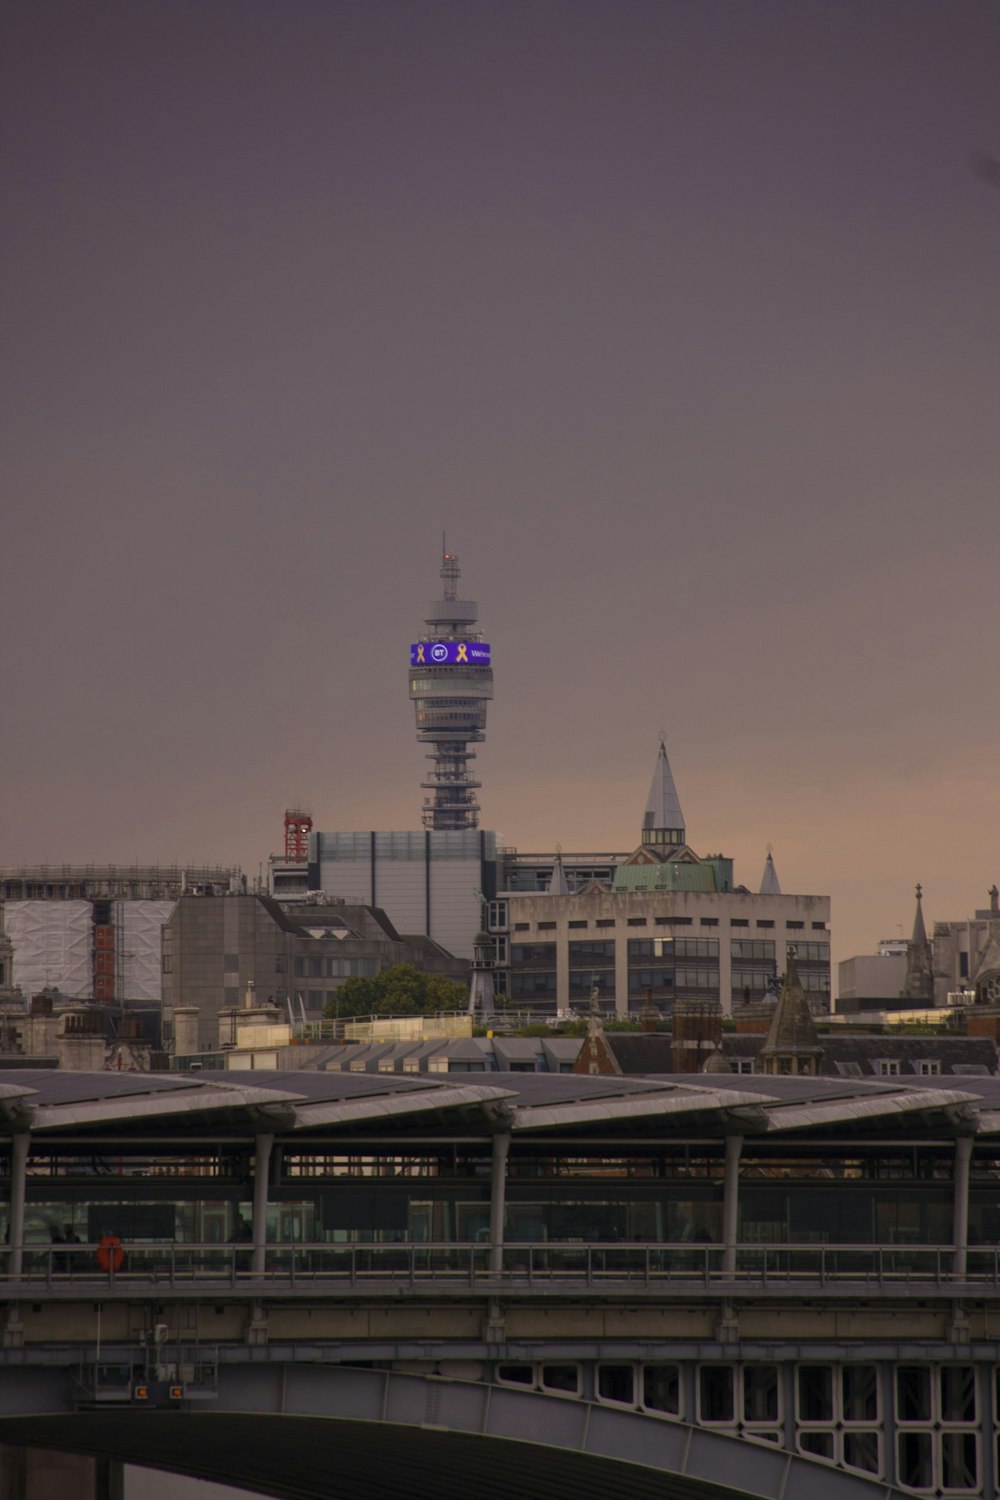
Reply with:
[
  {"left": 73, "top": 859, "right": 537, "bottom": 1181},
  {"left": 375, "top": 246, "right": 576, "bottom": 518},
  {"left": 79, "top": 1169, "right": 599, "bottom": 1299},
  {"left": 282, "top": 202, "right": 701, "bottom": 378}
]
[{"left": 612, "top": 861, "right": 718, "bottom": 893}]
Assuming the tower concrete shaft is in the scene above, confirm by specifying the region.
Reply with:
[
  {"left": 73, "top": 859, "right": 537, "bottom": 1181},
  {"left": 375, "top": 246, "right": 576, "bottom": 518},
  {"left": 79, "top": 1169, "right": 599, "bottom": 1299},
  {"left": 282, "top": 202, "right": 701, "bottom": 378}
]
[{"left": 408, "top": 547, "right": 493, "bottom": 830}]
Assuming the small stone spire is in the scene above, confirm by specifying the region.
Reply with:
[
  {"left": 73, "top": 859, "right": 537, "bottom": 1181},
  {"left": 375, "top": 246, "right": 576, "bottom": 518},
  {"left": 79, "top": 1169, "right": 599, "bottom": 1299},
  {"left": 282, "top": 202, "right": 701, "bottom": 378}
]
[
  {"left": 759, "top": 948, "right": 824, "bottom": 1076},
  {"left": 468, "top": 930, "right": 496, "bottom": 1020},
  {"left": 548, "top": 848, "right": 570, "bottom": 895},
  {"left": 759, "top": 847, "right": 781, "bottom": 897},
  {"left": 900, "top": 883, "right": 934, "bottom": 1004},
  {"left": 641, "top": 737, "right": 685, "bottom": 847}
]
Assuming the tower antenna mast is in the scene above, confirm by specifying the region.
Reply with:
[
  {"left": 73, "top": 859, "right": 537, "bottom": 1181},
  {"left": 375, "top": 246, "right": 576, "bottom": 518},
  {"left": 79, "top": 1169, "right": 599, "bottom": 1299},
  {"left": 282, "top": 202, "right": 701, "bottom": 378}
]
[{"left": 408, "top": 547, "right": 493, "bottom": 830}]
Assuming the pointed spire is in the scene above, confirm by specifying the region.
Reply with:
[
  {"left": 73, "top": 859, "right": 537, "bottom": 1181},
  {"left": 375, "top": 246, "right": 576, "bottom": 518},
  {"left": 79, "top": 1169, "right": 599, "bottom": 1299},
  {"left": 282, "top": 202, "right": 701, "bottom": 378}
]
[
  {"left": 548, "top": 849, "right": 571, "bottom": 895},
  {"left": 641, "top": 737, "right": 685, "bottom": 848},
  {"left": 901, "top": 883, "right": 934, "bottom": 1003},
  {"left": 760, "top": 948, "right": 824, "bottom": 1074},
  {"left": 759, "top": 847, "right": 781, "bottom": 897}
]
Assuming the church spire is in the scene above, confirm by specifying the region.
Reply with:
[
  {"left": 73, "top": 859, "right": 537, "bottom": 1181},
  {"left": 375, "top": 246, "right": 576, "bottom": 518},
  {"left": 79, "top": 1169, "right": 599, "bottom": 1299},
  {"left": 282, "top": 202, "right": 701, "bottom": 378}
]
[
  {"left": 900, "top": 883, "right": 935, "bottom": 1004},
  {"left": 641, "top": 737, "right": 685, "bottom": 848},
  {"left": 760, "top": 948, "right": 824, "bottom": 1076}
]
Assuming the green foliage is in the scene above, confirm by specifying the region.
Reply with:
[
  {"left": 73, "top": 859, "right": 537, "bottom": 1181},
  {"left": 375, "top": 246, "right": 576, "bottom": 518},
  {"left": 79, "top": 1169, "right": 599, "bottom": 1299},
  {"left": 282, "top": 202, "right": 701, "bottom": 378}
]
[{"left": 324, "top": 964, "right": 468, "bottom": 1019}]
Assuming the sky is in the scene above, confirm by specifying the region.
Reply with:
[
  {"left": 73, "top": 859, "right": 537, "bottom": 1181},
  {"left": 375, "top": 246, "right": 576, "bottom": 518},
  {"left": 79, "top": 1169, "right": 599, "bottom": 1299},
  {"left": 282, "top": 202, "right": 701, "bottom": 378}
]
[{"left": 2, "top": 0, "right": 998, "bottom": 976}]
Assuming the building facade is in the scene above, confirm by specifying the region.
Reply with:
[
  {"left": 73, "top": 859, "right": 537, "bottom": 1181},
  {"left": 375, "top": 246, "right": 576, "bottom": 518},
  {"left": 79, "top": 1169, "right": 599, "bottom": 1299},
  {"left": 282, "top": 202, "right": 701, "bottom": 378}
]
[
  {"left": 492, "top": 741, "right": 830, "bottom": 1016},
  {"left": 161, "top": 893, "right": 467, "bottom": 1052}
]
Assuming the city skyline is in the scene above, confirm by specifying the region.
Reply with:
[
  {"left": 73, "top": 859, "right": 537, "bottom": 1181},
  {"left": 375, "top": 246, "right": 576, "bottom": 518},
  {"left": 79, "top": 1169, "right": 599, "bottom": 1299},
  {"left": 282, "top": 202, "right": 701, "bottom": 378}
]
[{"left": 2, "top": 1, "right": 998, "bottom": 973}]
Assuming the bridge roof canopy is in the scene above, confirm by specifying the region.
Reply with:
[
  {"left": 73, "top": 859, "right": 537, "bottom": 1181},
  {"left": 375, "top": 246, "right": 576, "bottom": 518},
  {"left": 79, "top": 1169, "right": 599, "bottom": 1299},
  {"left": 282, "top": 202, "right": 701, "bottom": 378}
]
[{"left": 1, "top": 1067, "right": 997, "bottom": 1143}]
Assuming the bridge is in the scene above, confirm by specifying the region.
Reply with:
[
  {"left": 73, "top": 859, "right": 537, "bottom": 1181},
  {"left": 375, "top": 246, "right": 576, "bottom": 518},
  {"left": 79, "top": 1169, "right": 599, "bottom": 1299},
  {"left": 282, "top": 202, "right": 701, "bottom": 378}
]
[{"left": 3, "top": 1067, "right": 1000, "bottom": 1497}]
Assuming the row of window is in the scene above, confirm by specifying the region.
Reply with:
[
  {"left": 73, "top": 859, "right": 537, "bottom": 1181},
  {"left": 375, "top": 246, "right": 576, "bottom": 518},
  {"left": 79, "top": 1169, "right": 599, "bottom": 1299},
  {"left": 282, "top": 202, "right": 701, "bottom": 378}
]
[
  {"left": 512, "top": 918, "right": 828, "bottom": 933},
  {"left": 493, "top": 1360, "right": 990, "bottom": 1492},
  {"left": 511, "top": 939, "right": 827, "bottom": 971},
  {"left": 294, "top": 957, "right": 380, "bottom": 979}
]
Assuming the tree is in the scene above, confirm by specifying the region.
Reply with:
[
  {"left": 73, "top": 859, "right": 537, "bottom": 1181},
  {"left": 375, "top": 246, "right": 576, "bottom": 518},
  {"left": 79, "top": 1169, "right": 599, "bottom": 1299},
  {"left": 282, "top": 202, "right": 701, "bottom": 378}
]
[{"left": 324, "top": 963, "right": 468, "bottom": 1019}]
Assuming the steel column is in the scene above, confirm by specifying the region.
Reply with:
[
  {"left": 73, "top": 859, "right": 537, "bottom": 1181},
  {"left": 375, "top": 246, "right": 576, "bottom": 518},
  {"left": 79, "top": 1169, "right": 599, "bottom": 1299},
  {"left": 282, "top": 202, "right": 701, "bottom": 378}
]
[
  {"left": 722, "top": 1134, "right": 743, "bottom": 1276},
  {"left": 489, "top": 1131, "right": 511, "bottom": 1274},
  {"left": 8, "top": 1133, "right": 29, "bottom": 1279},
  {"left": 952, "top": 1134, "right": 973, "bottom": 1277},
  {"left": 252, "top": 1132, "right": 274, "bottom": 1276}
]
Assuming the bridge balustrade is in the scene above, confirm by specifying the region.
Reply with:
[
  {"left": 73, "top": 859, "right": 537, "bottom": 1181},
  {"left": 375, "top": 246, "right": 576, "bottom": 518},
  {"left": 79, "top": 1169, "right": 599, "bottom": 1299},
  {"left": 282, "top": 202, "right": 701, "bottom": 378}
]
[{"left": 3, "top": 1239, "right": 1000, "bottom": 1290}]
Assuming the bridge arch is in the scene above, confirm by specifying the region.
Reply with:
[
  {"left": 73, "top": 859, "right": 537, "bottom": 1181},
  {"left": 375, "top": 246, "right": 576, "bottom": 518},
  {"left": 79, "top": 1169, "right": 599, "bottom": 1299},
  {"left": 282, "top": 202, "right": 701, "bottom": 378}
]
[{"left": 1, "top": 1366, "right": 909, "bottom": 1500}]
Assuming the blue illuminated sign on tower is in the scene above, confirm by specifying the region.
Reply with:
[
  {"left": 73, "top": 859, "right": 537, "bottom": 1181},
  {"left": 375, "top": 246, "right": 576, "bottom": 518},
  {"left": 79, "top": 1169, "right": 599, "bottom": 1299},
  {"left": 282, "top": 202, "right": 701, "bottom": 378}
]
[{"left": 410, "top": 642, "right": 491, "bottom": 667}]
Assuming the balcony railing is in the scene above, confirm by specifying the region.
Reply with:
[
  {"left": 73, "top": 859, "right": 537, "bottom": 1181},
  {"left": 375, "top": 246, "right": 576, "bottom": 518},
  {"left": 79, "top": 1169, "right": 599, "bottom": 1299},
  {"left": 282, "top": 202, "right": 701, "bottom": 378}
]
[{"left": 4, "top": 1241, "right": 1000, "bottom": 1293}]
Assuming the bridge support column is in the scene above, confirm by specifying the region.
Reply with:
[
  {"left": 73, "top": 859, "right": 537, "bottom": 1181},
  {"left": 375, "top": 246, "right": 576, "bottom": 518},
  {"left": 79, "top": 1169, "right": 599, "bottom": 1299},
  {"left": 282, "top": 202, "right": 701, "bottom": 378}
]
[
  {"left": 7, "top": 1133, "right": 29, "bottom": 1280},
  {"left": 722, "top": 1133, "right": 743, "bottom": 1276},
  {"left": 952, "top": 1134, "right": 973, "bottom": 1277},
  {"left": 252, "top": 1132, "right": 274, "bottom": 1276},
  {"left": 489, "top": 1131, "right": 510, "bottom": 1275},
  {"left": 0, "top": 1447, "right": 122, "bottom": 1500}
]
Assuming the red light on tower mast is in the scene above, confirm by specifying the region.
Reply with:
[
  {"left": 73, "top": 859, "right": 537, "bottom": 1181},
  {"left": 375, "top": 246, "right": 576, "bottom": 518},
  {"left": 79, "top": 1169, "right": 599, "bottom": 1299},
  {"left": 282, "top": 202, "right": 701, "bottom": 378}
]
[{"left": 284, "top": 809, "right": 312, "bottom": 863}]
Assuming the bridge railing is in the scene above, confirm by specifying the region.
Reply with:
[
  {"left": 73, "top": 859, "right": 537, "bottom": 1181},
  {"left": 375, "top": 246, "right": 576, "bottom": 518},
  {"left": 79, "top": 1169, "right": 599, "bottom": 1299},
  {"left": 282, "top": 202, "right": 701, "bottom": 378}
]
[{"left": 3, "top": 1240, "right": 1000, "bottom": 1289}]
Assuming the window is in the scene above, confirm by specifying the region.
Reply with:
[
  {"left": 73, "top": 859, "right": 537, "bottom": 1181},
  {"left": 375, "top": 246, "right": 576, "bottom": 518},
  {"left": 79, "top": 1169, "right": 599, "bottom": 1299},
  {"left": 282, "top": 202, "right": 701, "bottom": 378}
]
[
  {"left": 735, "top": 1059, "right": 755, "bottom": 1074},
  {"left": 569, "top": 940, "right": 615, "bottom": 961},
  {"left": 224, "top": 953, "right": 239, "bottom": 972},
  {"left": 626, "top": 917, "right": 647, "bottom": 927},
  {"left": 540, "top": 1365, "right": 579, "bottom": 1396},
  {"left": 568, "top": 920, "right": 588, "bottom": 930},
  {"left": 676, "top": 966, "right": 719, "bottom": 990},
  {"left": 812, "top": 922, "right": 827, "bottom": 931},
  {"left": 511, "top": 944, "right": 557, "bottom": 964},
  {"left": 699, "top": 1366, "right": 735, "bottom": 1424},
  {"left": 598, "top": 1365, "right": 635, "bottom": 1406},
  {"left": 674, "top": 937, "right": 719, "bottom": 959},
  {"left": 731, "top": 940, "right": 775, "bottom": 960},
  {"left": 642, "top": 1365, "right": 681, "bottom": 1417},
  {"left": 514, "top": 923, "right": 529, "bottom": 931},
  {"left": 917, "top": 1060, "right": 940, "bottom": 1076},
  {"left": 537, "top": 921, "right": 556, "bottom": 931},
  {"left": 510, "top": 972, "right": 557, "bottom": 996},
  {"left": 595, "top": 919, "right": 616, "bottom": 929},
  {"left": 756, "top": 920, "right": 774, "bottom": 929},
  {"left": 700, "top": 918, "right": 719, "bottom": 927},
  {"left": 162, "top": 956, "right": 172, "bottom": 974},
  {"left": 876, "top": 1059, "right": 900, "bottom": 1077},
  {"left": 731, "top": 919, "right": 749, "bottom": 928},
  {"left": 786, "top": 920, "right": 804, "bottom": 930},
  {"left": 224, "top": 987, "right": 239, "bottom": 1005},
  {"left": 488, "top": 900, "right": 508, "bottom": 930},
  {"left": 275, "top": 955, "right": 286, "bottom": 973}
]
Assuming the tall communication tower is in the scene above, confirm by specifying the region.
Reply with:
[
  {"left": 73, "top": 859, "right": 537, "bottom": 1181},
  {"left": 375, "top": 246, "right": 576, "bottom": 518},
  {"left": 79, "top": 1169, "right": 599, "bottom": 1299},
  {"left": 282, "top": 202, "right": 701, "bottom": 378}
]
[{"left": 408, "top": 544, "right": 493, "bottom": 830}]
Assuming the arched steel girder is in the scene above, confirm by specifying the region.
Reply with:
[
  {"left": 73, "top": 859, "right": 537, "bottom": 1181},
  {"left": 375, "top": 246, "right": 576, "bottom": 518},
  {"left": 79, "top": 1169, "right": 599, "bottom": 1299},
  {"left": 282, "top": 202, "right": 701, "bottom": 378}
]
[{"left": 0, "top": 1367, "right": 909, "bottom": 1500}]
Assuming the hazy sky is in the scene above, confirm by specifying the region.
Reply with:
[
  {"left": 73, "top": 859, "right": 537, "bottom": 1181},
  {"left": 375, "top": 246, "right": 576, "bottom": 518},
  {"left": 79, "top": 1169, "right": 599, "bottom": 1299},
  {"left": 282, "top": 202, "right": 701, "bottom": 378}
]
[{"left": 2, "top": 0, "right": 998, "bottom": 972}]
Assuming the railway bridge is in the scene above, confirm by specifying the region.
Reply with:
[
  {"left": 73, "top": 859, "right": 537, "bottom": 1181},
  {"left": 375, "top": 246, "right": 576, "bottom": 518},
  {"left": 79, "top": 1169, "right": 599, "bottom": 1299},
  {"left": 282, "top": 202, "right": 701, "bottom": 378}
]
[{"left": 4, "top": 1067, "right": 1000, "bottom": 1498}]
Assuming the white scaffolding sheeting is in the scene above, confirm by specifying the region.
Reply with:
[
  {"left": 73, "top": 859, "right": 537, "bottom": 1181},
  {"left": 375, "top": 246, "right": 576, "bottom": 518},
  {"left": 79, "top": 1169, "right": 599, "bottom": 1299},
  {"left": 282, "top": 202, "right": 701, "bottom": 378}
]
[
  {"left": 5, "top": 902, "right": 93, "bottom": 999},
  {"left": 115, "top": 900, "right": 175, "bottom": 1002}
]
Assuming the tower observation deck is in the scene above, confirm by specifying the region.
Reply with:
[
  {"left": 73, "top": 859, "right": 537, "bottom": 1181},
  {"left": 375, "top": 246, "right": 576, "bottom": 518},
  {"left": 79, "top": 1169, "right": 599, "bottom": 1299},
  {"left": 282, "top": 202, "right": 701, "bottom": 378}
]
[{"left": 409, "top": 547, "right": 493, "bottom": 830}]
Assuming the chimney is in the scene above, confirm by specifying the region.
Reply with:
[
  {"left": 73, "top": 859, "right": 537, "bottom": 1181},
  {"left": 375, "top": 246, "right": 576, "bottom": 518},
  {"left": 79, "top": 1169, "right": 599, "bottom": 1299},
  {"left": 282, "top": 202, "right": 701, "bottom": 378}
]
[{"left": 670, "top": 997, "right": 722, "bottom": 1073}]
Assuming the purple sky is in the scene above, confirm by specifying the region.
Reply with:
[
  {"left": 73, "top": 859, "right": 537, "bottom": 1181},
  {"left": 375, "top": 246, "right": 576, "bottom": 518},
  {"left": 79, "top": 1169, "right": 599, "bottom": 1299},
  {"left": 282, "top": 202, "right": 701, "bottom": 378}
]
[{"left": 2, "top": 0, "right": 998, "bottom": 973}]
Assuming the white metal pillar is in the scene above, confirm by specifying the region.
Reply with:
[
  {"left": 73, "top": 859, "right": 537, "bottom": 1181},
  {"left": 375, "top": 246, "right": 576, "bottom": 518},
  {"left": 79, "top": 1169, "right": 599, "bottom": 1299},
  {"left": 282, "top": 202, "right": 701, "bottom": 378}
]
[
  {"left": 489, "top": 1131, "right": 511, "bottom": 1274},
  {"left": 251, "top": 1132, "right": 274, "bottom": 1276},
  {"left": 952, "top": 1134, "right": 973, "bottom": 1277},
  {"left": 8, "top": 1133, "right": 29, "bottom": 1279},
  {"left": 722, "top": 1134, "right": 743, "bottom": 1276}
]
